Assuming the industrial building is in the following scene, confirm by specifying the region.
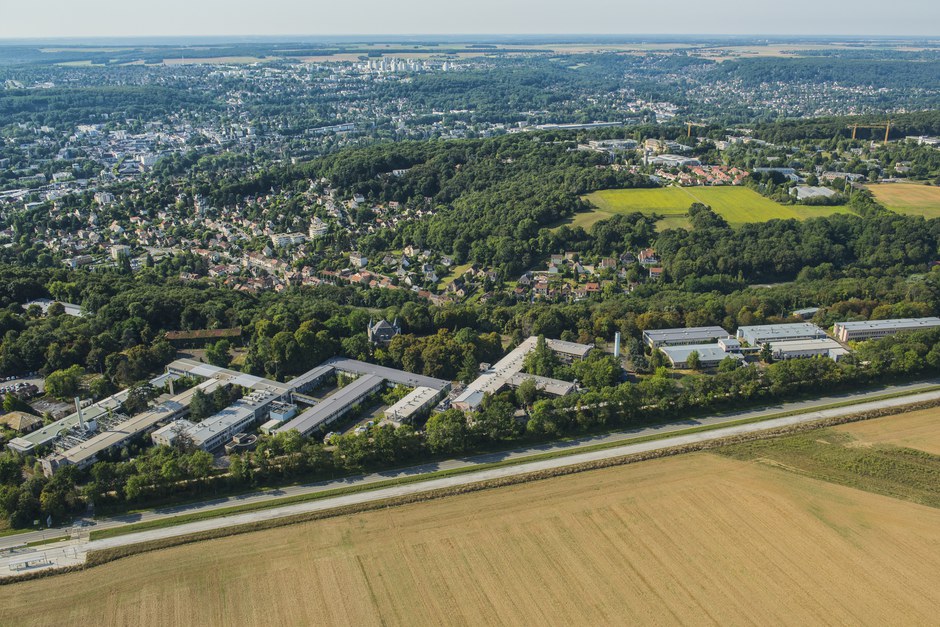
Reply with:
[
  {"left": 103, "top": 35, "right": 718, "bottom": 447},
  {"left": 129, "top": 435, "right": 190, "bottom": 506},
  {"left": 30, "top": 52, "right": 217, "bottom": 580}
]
[
  {"left": 451, "top": 336, "right": 591, "bottom": 411},
  {"left": 384, "top": 386, "right": 446, "bottom": 423},
  {"left": 770, "top": 338, "right": 850, "bottom": 362},
  {"left": 41, "top": 378, "right": 220, "bottom": 476},
  {"left": 507, "top": 373, "right": 577, "bottom": 396},
  {"left": 151, "top": 388, "right": 283, "bottom": 451},
  {"left": 276, "top": 374, "right": 386, "bottom": 436},
  {"left": 323, "top": 357, "right": 450, "bottom": 390},
  {"left": 285, "top": 365, "right": 335, "bottom": 393},
  {"left": 545, "top": 338, "right": 593, "bottom": 362},
  {"left": 643, "top": 326, "right": 732, "bottom": 349},
  {"left": 737, "top": 323, "right": 827, "bottom": 346},
  {"left": 659, "top": 344, "right": 743, "bottom": 369},
  {"left": 833, "top": 317, "right": 940, "bottom": 342},
  {"left": 36, "top": 352, "right": 453, "bottom": 473},
  {"left": 8, "top": 370, "right": 178, "bottom": 454},
  {"left": 39, "top": 360, "right": 291, "bottom": 474}
]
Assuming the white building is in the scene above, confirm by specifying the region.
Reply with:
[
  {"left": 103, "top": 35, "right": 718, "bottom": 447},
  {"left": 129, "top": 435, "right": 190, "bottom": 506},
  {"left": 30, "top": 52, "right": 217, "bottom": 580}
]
[
  {"left": 833, "top": 317, "right": 940, "bottom": 342},
  {"left": 737, "top": 323, "right": 827, "bottom": 346},
  {"left": 770, "top": 338, "right": 850, "bottom": 362}
]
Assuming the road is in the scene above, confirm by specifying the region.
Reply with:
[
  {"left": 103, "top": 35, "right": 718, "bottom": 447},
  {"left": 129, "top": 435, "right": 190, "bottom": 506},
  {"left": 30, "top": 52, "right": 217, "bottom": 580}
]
[{"left": 1, "top": 381, "right": 938, "bottom": 577}]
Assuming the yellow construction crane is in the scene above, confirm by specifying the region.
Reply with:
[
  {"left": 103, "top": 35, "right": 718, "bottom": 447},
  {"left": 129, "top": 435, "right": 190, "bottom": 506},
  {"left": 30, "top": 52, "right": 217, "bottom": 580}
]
[
  {"left": 847, "top": 121, "right": 892, "bottom": 144},
  {"left": 686, "top": 121, "right": 706, "bottom": 138}
]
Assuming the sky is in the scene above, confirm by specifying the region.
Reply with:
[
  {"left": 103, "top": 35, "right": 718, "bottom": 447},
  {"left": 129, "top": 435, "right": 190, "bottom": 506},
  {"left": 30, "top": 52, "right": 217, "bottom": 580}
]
[{"left": 2, "top": 0, "right": 938, "bottom": 39}]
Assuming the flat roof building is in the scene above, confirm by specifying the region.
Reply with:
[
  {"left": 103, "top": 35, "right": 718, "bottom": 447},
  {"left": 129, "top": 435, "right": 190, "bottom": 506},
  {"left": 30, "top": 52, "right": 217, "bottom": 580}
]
[
  {"left": 323, "top": 357, "right": 449, "bottom": 391},
  {"left": 8, "top": 370, "right": 177, "bottom": 454},
  {"left": 833, "top": 317, "right": 940, "bottom": 343},
  {"left": 770, "top": 338, "right": 850, "bottom": 362},
  {"left": 507, "top": 373, "right": 577, "bottom": 396},
  {"left": 41, "top": 379, "right": 220, "bottom": 476},
  {"left": 737, "top": 323, "right": 827, "bottom": 346},
  {"left": 277, "top": 374, "right": 385, "bottom": 436},
  {"left": 286, "top": 365, "right": 335, "bottom": 393},
  {"left": 384, "top": 386, "right": 445, "bottom": 423},
  {"left": 452, "top": 336, "right": 592, "bottom": 411},
  {"left": 643, "top": 326, "right": 731, "bottom": 349},
  {"left": 156, "top": 388, "right": 284, "bottom": 452},
  {"left": 659, "top": 344, "right": 743, "bottom": 369}
]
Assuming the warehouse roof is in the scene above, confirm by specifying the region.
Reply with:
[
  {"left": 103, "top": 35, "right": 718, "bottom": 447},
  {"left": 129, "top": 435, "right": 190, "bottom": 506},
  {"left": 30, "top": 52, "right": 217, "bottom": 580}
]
[
  {"left": 384, "top": 386, "right": 441, "bottom": 421},
  {"left": 277, "top": 374, "right": 385, "bottom": 436},
  {"left": 834, "top": 317, "right": 940, "bottom": 331},
  {"left": 643, "top": 326, "right": 730, "bottom": 345},
  {"left": 770, "top": 338, "right": 845, "bottom": 352},
  {"left": 287, "top": 365, "right": 335, "bottom": 392},
  {"left": 323, "top": 358, "right": 449, "bottom": 391},
  {"left": 507, "top": 373, "right": 576, "bottom": 396},
  {"left": 659, "top": 344, "right": 742, "bottom": 366},
  {"left": 737, "top": 323, "right": 826, "bottom": 343}
]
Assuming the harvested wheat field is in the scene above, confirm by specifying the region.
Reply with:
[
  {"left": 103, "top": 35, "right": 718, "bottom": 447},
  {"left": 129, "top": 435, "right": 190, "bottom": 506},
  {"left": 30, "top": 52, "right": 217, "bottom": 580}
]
[
  {"left": 4, "top": 453, "right": 940, "bottom": 626},
  {"left": 836, "top": 407, "right": 940, "bottom": 454}
]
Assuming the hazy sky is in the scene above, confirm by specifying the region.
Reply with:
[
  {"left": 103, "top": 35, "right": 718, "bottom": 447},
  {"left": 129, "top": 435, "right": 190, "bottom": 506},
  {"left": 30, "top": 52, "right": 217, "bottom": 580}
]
[{"left": 2, "top": 0, "right": 938, "bottom": 39}]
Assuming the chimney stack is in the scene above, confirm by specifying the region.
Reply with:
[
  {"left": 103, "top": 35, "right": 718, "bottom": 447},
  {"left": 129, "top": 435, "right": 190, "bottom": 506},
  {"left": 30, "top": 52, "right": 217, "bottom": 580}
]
[{"left": 75, "top": 397, "right": 85, "bottom": 431}]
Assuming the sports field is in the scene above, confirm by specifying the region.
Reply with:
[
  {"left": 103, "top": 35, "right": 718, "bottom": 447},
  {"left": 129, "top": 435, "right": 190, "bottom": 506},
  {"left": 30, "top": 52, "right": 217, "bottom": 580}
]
[
  {"left": 865, "top": 183, "right": 940, "bottom": 218},
  {"left": 582, "top": 186, "right": 854, "bottom": 228},
  {"left": 835, "top": 408, "right": 940, "bottom": 455},
  {"left": 4, "top": 440, "right": 940, "bottom": 625}
]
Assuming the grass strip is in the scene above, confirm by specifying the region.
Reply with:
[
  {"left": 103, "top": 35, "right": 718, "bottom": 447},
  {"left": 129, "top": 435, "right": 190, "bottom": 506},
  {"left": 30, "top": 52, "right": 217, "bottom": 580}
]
[
  {"left": 89, "top": 387, "right": 940, "bottom": 541},
  {"left": 25, "top": 536, "right": 67, "bottom": 548}
]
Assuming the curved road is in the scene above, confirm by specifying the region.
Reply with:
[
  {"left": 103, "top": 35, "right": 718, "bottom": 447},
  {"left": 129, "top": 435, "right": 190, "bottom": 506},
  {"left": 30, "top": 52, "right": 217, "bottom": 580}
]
[{"left": 2, "top": 381, "right": 938, "bottom": 576}]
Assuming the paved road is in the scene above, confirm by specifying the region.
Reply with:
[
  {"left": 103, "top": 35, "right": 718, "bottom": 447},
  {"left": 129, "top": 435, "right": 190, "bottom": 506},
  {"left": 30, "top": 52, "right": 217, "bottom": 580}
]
[
  {"left": 0, "top": 385, "right": 940, "bottom": 577},
  {"left": 2, "top": 379, "right": 937, "bottom": 552}
]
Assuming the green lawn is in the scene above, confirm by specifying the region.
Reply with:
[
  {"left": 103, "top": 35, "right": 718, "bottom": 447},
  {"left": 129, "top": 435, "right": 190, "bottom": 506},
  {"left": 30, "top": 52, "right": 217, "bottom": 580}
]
[
  {"left": 437, "top": 262, "right": 472, "bottom": 286},
  {"left": 582, "top": 186, "right": 855, "bottom": 228}
]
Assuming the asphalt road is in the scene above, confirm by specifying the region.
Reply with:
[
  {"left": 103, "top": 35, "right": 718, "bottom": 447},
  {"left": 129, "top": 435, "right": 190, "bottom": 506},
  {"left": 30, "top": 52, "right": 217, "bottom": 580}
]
[
  {"left": 1, "top": 379, "right": 938, "bottom": 575},
  {"left": 95, "top": 387, "right": 940, "bottom": 544}
]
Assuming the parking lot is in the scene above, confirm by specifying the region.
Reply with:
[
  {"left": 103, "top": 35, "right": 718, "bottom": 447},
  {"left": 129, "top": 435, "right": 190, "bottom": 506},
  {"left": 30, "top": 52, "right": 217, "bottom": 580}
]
[{"left": 0, "top": 375, "right": 44, "bottom": 397}]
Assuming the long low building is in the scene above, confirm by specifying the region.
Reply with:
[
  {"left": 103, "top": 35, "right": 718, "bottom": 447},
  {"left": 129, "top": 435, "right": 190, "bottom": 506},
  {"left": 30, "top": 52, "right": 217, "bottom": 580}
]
[
  {"left": 659, "top": 344, "right": 743, "bottom": 369},
  {"left": 545, "top": 339, "right": 593, "bottom": 362},
  {"left": 40, "top": 379, "right": 220, "bottom": 476},
  {"left": 737, "top": 323, "right": 827, "bottom": 346},
  {"left": 39, "top": 360, "right": 292, "bottom": 474},
  {"left": 286, "top": 365, "right": 335, "bottom": 393},
  {"left": 152, "top": 388, "right": 284, "bottom": 451},
  {"left": 833, "top": 317, "right": 940, "bottom": 342},
  {"left": 452, "top": 336, "right": 592, "bottom": 411},
  {"left": 507, "top": 373, "right": 577, "bottom": 396},
  {"left": 8, "top": 370, "right": 179, "bottom": 454},
  {"left": 643, "top": 326, "right": 731, "bottom": 349},
  {"left": 770, "top": 338, "right": 850, "bottom": 362},
  {"left": 322, "top": 357, "right": 449, "bottom": 391},
  {"left": 166, "top": 358, "right": 293, "bottom": 395},
  {"left": 384, "top": 386, "right": 446, "bottom": 423},
  {"left": 276, "top": 374, "right": 385, "bottom": 436}
]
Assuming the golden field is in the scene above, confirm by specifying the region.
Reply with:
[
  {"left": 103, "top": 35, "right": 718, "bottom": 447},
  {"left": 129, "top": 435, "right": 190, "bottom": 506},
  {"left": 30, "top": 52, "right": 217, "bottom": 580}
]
[
  {"left": 836, "top": 407, "right": 940, "bottom": 455},
  {"left": 3, "top": 448, "right": 940, "bottom": 626},
  {"left": 866, "top": 183, "right": 940, "bottom": 218}
]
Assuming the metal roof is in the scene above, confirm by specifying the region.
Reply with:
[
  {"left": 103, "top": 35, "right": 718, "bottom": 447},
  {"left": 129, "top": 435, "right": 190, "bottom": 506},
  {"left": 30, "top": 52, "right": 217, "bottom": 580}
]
[
  {"left": 323, "top": 358, "right": 449, "bottom": 391},
  {"left": 643, "top": 326, "right": 730, "bottom": 346},
  {"left": 737, "top": 323, "right": 826, "bottom": 344},
  {"left": 384, "top": 386, "right": 441, "bottom": 421},
  {"left": 834, "top": 317, "right": 940, "bottom": 331},
  {"left": 277, "top": 374, "right": 385, "bottom": 436},
  {"left": 659, "top": 344, "right": 741, "bottom": 365}
]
